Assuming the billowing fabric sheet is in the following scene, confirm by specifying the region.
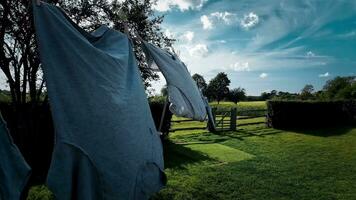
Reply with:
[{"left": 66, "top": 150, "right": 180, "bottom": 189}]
[
  {"left": 33, "top": 3, "right": 165, "bottom": 200},
  {"left": 142, "top": 42, "right": 207, "bottom": 121},
  {"left": 0, "top": 113, "right": 31, "bottom": 200}
]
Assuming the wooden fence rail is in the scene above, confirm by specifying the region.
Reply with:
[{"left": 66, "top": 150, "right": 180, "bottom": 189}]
[{"left": 169, "top": 108, "right": 267, "bottom": 133}]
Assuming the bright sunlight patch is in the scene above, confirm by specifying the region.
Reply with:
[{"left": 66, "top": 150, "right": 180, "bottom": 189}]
[{"left": 183, "top": 143, "right": 254, "bottom": 163}]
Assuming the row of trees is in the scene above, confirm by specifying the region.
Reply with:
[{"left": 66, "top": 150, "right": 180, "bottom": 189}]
[
  {"left": 183, "top": 72, "right": 246, "bottom": 103},
  {"left": 160, "top": 73, "right": 355, "bottom": 103},
  {"left": 261, "top": 76, "right": 356, "bottom": 101}
]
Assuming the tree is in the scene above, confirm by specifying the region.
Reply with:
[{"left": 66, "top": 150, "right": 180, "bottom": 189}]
[
  {"left": 322, "top": 76, "right": 356, "bottom": 100},
  {"left": 0, "top": 0, "right": 173, "bottom": 106},
  {"left": 260, "top": 90, "right": 277, "bottom": 100},
  {"left": 206, "top": 72, "right": 230, "bottom": 103},
  {"left": 228, "top": 87, "right": 246, "bottom": 104},
  {"left": 192, "top": 73, "right": 207, "bottom": 95},
  {"left": 300, "top": 84, "right": 314, "bottom": 100}
]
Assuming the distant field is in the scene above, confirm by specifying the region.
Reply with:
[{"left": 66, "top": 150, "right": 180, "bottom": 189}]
[
  {"left": 210, "top": 101, "right": 267, "bottom": 116},
  {"left": 210, "top": 101, "right": 267, "bottom": 110}
]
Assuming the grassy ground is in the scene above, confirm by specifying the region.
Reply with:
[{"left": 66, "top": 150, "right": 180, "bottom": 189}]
[
  {"left": 210, "top": 101, "right": 267, "bottom": 110},
  {"left": 152, "top": 118, "right": 356, "bottom": 200},
  {"left": 27, "top": 101, "right": 356, "bottom": 200}
]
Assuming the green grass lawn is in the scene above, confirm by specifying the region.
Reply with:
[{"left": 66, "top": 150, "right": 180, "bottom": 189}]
[{"left": 152, "top": 117, "right": 356, "bottom": 200}]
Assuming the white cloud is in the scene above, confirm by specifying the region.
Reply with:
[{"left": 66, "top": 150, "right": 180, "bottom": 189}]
[
  {"left": 306, "top": 51, "right": 315, "bottom": 58},
  {"left": 240, "top": 12, "right": 259, "bottom": 30},
  {"left": 188, "top": 44, "right": 209, "bottom": 57},
  {"left": 219, "top": 40, "right": 226, "bottom": 43},
  {"left": 211, "top": 11, "right": 235, "bottom": 24},
  {"left": 200, "top": 12, "right": 236, "bottom": 30},
  {"left": 259, "top": 73, "right": 268, "bottom": 78},
  {"left": 200, "top": 15, "right": 213, "bottom": 30},
  {"left": 164, "top": 29, "right": 175, "bottom": 38},
  {"left": 337, "top": 30, "right": 356, "bottom": 38},
  {"left": 183, "top": 31, "right": 194, "bottom": 42},
  {"left": 319, "top": 72, "right": 330, "bottom": 77},
  {"left": 153, "top": 0, "right": 207, "bottom": 12},
  {"left": 230, "top": 62, "right": 250, "bottom": 72}
]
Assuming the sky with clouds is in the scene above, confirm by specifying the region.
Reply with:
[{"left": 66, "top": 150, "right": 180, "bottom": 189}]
[{"left": 149, "top": 0, "right": 356, "bottom": 95}]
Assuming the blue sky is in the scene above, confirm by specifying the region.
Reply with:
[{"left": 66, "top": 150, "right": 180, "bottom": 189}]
[{"left": 149, "top": 0, "right": 356, "bottom": 95}]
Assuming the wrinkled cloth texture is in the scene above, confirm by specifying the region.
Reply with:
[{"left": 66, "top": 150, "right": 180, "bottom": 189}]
[
  {"left": 142, "top": 42, "right": 207, "bottom": 121},
  {"left": 33, "top": 3, "right": 165, "bottom": 200},
  {"left": 0, "top": 113, "right": 31, "bottom": 200},
  {"left": 203, "top": 96, "right": 216, "bottom": 131}
]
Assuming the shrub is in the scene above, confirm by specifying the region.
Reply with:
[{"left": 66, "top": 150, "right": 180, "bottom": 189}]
[
  {"left": 27, "top": 185, "right": 54, "bottom": 200},
  {"left": 267, "top": 100, "right": 356, "bottom": 129}
]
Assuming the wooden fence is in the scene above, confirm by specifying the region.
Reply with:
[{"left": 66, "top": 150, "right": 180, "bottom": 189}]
[{"left": 170, "top": 108, "right": 267, "bottom": 132}]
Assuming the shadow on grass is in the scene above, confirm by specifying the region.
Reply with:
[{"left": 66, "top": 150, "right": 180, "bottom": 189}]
[
  {"left": 276, "top": 125, "right": 356, "bottom": 137},
  {"left": 215, "top": 127, "right": 282, "bottom": 141},
  {"left": 163, "top": 141, "right": 215, "bottom": 169}
]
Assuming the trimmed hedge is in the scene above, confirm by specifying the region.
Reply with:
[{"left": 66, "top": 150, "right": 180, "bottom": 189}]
[{"left": 267, "top": 100, "right": 356, "bottom": 128}]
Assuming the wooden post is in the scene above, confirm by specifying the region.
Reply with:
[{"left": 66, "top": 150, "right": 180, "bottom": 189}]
[
  {"left": 230, "top": 108, "right": 237, "bottom": 131},
  {"left": 212, "top": 107, "right": 217, "bottom": 125},
  {"left": 208, "top": 107, "right": 217, "bottom": 132},
  {"left": 158, "top": 96, "right": 169, "bottom": 132}
]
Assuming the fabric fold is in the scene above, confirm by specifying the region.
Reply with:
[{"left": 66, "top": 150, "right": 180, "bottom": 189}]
[
  {"left": 142, "top": 42, "right": 207, "bottom": 121},
  {"left": 0, "top": 112, "right": 31, "bottom": 200},
  {"left": 33, "top": 2, "right": 165, "bottom": 199}
]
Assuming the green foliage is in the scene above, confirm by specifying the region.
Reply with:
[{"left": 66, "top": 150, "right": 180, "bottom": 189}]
[
  {"left": 267, "top": 100, "right": 356, "bottom": 128},
  {"left": 227, "top": 87, "right": 246, "bottom": 104},
  {"left": 206, "top": 72, "right": 231, "bottom": 103},
  {"left": 262, "top": 76, "right": 356, "bottom": 101},
  {"left": 209, "top": 101, "right": 267, "bottom": 116},
  {"left": 192, "top": 73, "right": 207, "bottom": 95},
  {"left": 300, "top": 84, "right": 314, "bottom": 100},
  {"left": 149, "top": 95, "right": 167, "bottom": 104},
  {"left": 0, "top": 90, "right": 11, "bottom": 103},
  {"left": 322, "top": 76, "right": 356, "bottom": 100},
  {"left": 260, "top": 90, "right": 278, "bottom": 100},
  {"left": 27, "top": 185, "right": 54, "bottom": 200}
]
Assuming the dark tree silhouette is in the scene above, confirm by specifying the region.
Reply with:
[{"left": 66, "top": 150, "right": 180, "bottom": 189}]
[
  {"left": 206, "top": 72, "right": 230, "bottom": 103},
  {"left": 229, "top": 87, "right": 246, "bottom": 104},
  {"left": 300, "top": 84, "right": 314, "bottom": 100}
]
